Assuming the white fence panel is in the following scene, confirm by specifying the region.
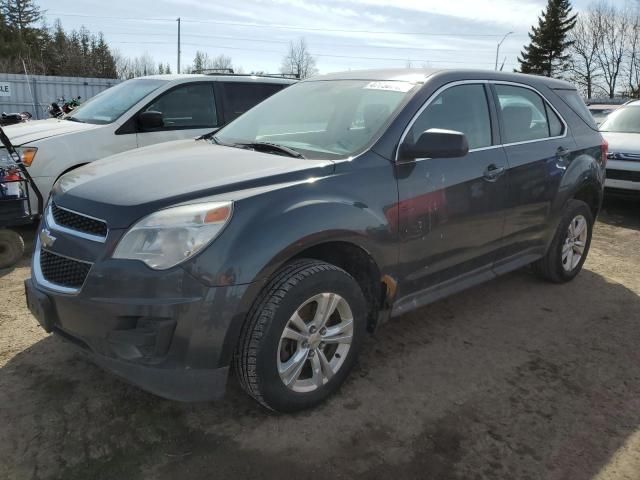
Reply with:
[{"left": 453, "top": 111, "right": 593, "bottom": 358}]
[{"left": 0, "top": 73, "right": 121, "bottom": 119}]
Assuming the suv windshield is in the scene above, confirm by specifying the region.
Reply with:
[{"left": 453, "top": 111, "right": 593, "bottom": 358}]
[
  {"left": 67, "top": 79, "right": 167, "bottom": 125},
  {"left": 600, "top": 105, "right": 640, "bottom": 133},
  {"left": 214, "top": 79, "right": 417, "bottom": 159}
]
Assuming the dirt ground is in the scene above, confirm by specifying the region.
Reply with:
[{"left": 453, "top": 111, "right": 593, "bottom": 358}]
[{"left": 1, "top": 197, "right": 639, "bottom": 480}]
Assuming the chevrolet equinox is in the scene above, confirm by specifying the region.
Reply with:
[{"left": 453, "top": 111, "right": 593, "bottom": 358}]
[{"left": 25, "top": 69, "right": 606, "bottom": 412}]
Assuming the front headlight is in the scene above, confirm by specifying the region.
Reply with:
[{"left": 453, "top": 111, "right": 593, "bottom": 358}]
[
  {"left": 0, "top": 146, "right": 37, "bottom": 167},
  {"left": 113, "top": 201, "right": 233, "bottom": 270}
]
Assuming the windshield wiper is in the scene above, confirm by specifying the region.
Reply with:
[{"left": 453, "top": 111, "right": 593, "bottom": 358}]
[
  {"left": 65, "top": 116, "right": 83, "bottom": 123},
  {"left": 236, "top": 141, "right": 305, "bottom": 159},
  {"left": 197, "top": 129, "right": 220, "bottom": 141}
]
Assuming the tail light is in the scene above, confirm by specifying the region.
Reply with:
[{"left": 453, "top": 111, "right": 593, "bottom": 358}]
[{"left": 600, "top": 137, "right": 608, "bottom": 167}]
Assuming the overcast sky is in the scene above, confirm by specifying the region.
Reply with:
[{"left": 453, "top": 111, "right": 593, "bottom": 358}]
[{"left": 38, "top": 0, "right": 593, "bottom": 74}]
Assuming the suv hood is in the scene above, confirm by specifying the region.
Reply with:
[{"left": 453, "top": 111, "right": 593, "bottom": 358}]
[
  {"left": 3, "top": 118, "right": 101, "bottom": 145},
  {"left": 54, "top": 139, "right": 335, "bottom": 228},
  {"left": 601, "top": 131, "right": 640, "bottom": 155}
]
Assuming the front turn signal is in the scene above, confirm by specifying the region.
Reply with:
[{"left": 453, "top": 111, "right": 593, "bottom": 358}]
[{"left": 20, "top": 147, "right": 38, "bottom": 166}]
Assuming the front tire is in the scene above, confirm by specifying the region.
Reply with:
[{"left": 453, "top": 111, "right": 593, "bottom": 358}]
[
  {"left": 234, "top": 259, "right": 366, "bottom": 412},
  {"left": 0, "top": 229, "right": 25, "bottom": 269},
  {"left": 532, "top": 199, "right": 594, "bottom": 283}
]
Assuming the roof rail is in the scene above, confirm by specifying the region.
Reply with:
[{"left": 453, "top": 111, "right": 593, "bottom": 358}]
[{"left": 194, "top": 68, "right": 300, "bottom": 80}]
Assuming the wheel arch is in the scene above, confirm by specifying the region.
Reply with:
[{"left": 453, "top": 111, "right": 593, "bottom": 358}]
[
  {"left": 218, "top": 237, "right": 391, "bottom": 368},
  {"left": 571, "top": 181, "right": 602, "bottom": 218}
]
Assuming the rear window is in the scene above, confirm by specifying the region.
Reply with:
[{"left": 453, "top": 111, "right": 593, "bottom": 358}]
[{"left": 554, "top": 89, "right": 598, "bottom": 130}]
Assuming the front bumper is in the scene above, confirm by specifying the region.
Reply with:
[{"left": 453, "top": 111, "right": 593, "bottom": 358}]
[
  {"left": 606, "top": 160, "right": 640, "bottom": 192},
  {"left": 25, "top": 265, "right": 252, "bottom": 402}
]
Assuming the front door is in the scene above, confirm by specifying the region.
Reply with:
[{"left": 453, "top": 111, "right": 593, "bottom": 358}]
[
  {"left": 136, "top": 82, "right": 219, "bottom": 148},
  {"left": 395, "top": 82, "right": 509, "bottom": 302}
]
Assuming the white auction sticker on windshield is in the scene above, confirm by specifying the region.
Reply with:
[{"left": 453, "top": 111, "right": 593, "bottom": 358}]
[{"left": 364, "top": 81, "right": 414, "bottom": 92}]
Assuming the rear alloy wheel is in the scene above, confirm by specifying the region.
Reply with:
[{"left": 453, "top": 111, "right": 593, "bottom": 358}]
[
  {"left": 532, "top": 199, "right": 594, "bottom": 283},
  {"left": 235, "top": 259, "right": 366, "bottom": 412},
  {"left": 561, "top": 214, "right": 588, "bottom": 272}
]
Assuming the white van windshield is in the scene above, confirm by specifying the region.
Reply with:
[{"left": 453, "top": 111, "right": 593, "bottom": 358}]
[{"left": 67, "top": 79, "right": 167, "bottom": 125}]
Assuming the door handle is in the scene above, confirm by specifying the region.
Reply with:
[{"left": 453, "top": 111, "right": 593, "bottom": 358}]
[{"left": 483, "top": 164, "right": 505, "bottom": 181}]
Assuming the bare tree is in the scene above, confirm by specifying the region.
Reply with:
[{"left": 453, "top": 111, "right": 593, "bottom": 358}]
[
  {"left": 112, "top": 50, "right": 158, "bottom": 79},
  {"left": 624, "top": 10, "right": 640, "bottom": 96},
  {"left": 280, "top": 38, "right": 318, "bottom": 79},
  {"left": 594, "top": 1, "right": 631, "bottom": 98},
  {"left": 191, "top": 51, "right": 235, "bottom": 73},
  {"left": 211, "top": 54, "right": 233, "bottom": 71},
  {"left": 568, "top": 12, "right": 603, "bottom": 98}
]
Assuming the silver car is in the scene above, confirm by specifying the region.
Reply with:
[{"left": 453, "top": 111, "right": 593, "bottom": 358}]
[{"left": 600, "top": 100, "right": 640, "bottom": 194}]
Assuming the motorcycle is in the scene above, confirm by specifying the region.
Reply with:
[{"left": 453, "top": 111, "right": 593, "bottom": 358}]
[
  {"left": 0, "top": 111, "right": 32, "bottom": 126},
  {"left": 48, "top": 96, "right": 82, "bottom": 118},
  {"left": 48, "top": 102, "right": 63, "bottom": 118}
]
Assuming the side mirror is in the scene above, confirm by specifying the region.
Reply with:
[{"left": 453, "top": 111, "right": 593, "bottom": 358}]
[
  {"left": 399, "top": 128, "right": 469, "bottom": 161},
  {"left": 138, "top": 111, "right": 164, "bottom": 130}
]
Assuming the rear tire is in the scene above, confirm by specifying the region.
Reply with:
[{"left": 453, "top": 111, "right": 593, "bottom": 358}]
[
  {"left": 234, "top": 259, "right": 366, "bottom": 412},
  {"left": 532, "top": 199, "right": 593, "bottom": 283},
  {"left": 0, "top": 229, "right": 25, "bottom": 269}
]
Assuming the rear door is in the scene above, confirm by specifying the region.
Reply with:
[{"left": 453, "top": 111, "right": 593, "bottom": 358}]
[
  {"left": 395, "top": 82, "right": 509, "bottom": 299},
  {"left": 492, "top": 82, "right": 575, "bottom": 265},
  {"left": 136, "top": 82, "right": 219, "bottom": 147}
]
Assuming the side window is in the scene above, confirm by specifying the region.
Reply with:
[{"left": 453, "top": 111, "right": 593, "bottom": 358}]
[
  {"left": 222, "top": 83, "right": 284, "bottom": 122},
  {"left": 145, "top": 83, "right": 217, "bottom": 128},
  {"left": 408, "top": 84, "right": 492, "bottom": 150},
  {"left": 546, "top": 103, "right": 564, "bottom": 137},
  {"left": 495, "top": 84, "right": 564, "bottom": 143}
]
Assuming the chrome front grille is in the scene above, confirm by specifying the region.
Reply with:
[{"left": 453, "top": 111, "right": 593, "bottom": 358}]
[
  {"left": 39, "top": 249, "right": 92, "bottom": 289},
  {"left": 607, "top": 169, "right": 640, "bottom": 182},
  {"left": 48, "top": 202, "right": 108, "bottom": 241}
]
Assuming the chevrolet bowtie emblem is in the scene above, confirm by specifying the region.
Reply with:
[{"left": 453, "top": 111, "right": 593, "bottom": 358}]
[{"left": 39, "top": 228, "right": 56, "bottom": 249}]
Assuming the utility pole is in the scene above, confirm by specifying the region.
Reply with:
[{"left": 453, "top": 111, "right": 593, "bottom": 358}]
[
  {"left": 495, "top": 31, "right": 514, "bottom": 70},
  {"left": 177, "top": 17, "right": 181, "bottom": 74}
]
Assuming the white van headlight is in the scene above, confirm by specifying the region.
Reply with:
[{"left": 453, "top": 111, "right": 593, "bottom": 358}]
[{"left": 113, "top": 201, "right": 233, "bottom": 270}]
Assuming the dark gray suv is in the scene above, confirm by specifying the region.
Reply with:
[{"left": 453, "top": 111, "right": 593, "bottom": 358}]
[{"left": 25, "top": 69, "right": 606, "bottom": 412}]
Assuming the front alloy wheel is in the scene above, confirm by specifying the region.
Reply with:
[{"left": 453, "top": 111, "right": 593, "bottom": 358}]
[
  {"left": 277, "top": 293, "right": 354, "bottom": 392},
  {"left": 235, "top": 259, "right": 366, "bottom": 412}
]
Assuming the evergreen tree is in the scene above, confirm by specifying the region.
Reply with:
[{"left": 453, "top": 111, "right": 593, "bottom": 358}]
[
  {"left": 1, "top": 0, "right": 41, "bottom": 33},
  {"left": 165, "top": 63, "right": 171, "bottom": 74},
  {"left": 517, "top": 0, "right": 577, "bottom": 77}
]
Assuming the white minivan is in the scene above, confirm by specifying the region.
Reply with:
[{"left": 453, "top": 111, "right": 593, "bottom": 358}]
[{"left": 0, "top": 74, "right": 295, "bottom": 209}]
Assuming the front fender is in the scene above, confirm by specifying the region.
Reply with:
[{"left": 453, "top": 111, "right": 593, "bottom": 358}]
[{"left": 182, "top": 156, "right": 399, "bottom": 287}]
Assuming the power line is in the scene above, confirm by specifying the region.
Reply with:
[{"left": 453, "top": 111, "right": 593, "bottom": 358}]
[
  {"left": 111, "top": 40, "right": 515, "bottom": 66},
  {"left": 97, "top": 30, "right": 522, "bottom": 55},
  {"left": 47, "top": 11, "right": 522, "bottom": 38}
]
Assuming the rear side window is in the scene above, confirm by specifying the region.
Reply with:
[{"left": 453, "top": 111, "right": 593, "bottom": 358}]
[
  {"left": 222, "top": 82, "right": 285, "bottom": 122},
  {"left": 495, "top": 84, "right": 564, "bottom": 143},
  {"left": 554, "top": 89, "right": 598, "bottom": 130},
  {"left": 408, "top": 83, "right": 492, "bottom": 150},
  {"left": 145, "top": 83, "right": 217, "bottom": 128},
  {"left": 546, "top": 103, "right": 564, "bottom": 136}
]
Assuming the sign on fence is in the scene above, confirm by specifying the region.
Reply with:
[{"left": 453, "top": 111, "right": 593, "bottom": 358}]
[{"left": 0, "top": 83, "right": 10, "bottom": 97}]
